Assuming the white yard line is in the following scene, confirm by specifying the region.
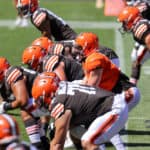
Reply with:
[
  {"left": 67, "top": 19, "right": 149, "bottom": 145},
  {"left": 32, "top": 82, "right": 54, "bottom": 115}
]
[
  {"left": 115, "top": 29, "right": 126, "bottom": 72},
  {"left": 0, "top": 20, "right": 120, "bottom": 29},
  {"left": 143, "top": 66, "right": 150, "bottom": 75},
  {"left": 114, "top": 25, "right": 129, "bottom": 147}
]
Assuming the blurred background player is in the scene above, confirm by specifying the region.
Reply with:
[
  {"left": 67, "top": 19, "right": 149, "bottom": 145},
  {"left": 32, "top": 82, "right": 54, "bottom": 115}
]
[
  {"left": 13, "top": 0, "right": 29, "bottom": 27},
  {"left": 0, "top": 114, "right": 37, "bottom": 150},
  {"left": 15, "top": 0, "right": 77, "bottom": 41},
  {"left": 124, "top": 0, "right": 150, "bottom": 6},
  {"left": 121, "top": 1, "right": 150, "bottom": 85},
  {"left": 0, "top": 57, "right": 49, "bottom": 150}
]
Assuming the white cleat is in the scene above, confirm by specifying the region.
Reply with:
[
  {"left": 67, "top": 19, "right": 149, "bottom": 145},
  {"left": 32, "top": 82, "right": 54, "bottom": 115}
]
[
  {"left": 14, "top": 16, "right": 22, "bottom": 26},
  {"left": 64, "top": 132, "right": 74, "bottom": 148},
  {"left": 20, "top": 18, "right": 29, "bottom": 27}
]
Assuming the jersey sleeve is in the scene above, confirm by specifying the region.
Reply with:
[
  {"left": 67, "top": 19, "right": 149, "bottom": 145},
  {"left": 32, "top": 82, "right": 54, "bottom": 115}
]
[
  {"left": 6, "top": 66, "right": 23, "bottom": 85},
  {"left": 133, "top": 21, "right": 150, "bottom": 44},
  {"left": 31, "top": 8, "right": 51, "bottom": 38},
  {"left": 51, "top": 103, "right": 65, "bottom": 120},
  {"left": 43, "top": 55, "right": 60, "bottom": 72}
]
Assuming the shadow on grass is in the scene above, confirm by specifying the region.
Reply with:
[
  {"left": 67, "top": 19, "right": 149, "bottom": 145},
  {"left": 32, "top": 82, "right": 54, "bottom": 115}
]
[
  {"left": 120, "top": 129, "right": 150, "bottom": 135},
  {"left": 124, "top": 143, "right": 150, "bottom": 147},
  {"left": 105, "top": 142, "right": 150, "bottom": 148},
  {"left": 104, "top": 129, "right": 150, "bottom": 148},
  {"left": 7, "top": 112, "right": 20, "bottom": 116}
]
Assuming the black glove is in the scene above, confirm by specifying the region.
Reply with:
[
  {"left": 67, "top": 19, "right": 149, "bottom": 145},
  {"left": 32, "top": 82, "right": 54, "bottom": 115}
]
[
  {"left": 48, "top": 122, "right": 55, "bottom": 140},
  {"left": 40, "top": 136, "right": 50, "bottom": 150}
]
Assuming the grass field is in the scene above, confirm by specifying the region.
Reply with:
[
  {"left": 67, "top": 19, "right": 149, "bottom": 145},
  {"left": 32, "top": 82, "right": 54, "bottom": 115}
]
[{"left": 0, "top": 0, "right": 150, "bottom": 150}]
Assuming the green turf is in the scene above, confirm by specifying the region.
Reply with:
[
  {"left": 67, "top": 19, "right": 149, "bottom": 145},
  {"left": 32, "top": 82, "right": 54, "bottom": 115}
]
[{"left": 0, "top": 1, "right": 150, "bottom": 150}]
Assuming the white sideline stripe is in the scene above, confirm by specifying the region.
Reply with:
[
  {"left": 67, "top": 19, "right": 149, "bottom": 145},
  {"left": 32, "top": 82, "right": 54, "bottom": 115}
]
[
  {"left": 129, "top": 117, "right": 148, "bottom": 120},
  {"left": 114, "top": 26, "right": 128, "bottom": 148},
  {"left": 115, "top": 29, "right": 125, "bottom": 72},
  {"left": 69, "top": 21, "right": 121, "bottom": 29},
  {"left": 143, "top": 66, "right": 150, "bottom": 75},
  {"left": 0, "top": 20, "right": 121, "bottom": 29}
]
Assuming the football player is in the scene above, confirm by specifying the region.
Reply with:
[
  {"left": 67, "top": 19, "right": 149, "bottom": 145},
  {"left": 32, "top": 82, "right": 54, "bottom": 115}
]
[
  {"left": 73, "top": 32, "right": 141, "bottom": 150},
  {"left": 118, "top": 3, "right": 150, "bottom": 85},
  {"left": 74, "top": 32, "right": 140, "bottom": 111},
  {"left": 15, "top": 0, "right": 77, "bottom": 41},
  {"left": 0, "top": 114, "right": 37, "bottom": 150},
  {"left": 72, "top": 32, "right": 120, "bottom": 66},
  {"left": 13, "top": 0, "right": 29, "bottom": 27},
  {"left": 31, "top": 71, "right": 128, "bottom": 150},
  {"left": 0, "top": 57, "right": 49, "bottom": 150}
]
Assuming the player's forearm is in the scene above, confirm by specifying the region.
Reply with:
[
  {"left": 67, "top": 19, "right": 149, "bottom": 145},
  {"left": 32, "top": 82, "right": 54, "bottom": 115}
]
[{"left": 50, "top": 143, "right": 63, "bottom": 150}]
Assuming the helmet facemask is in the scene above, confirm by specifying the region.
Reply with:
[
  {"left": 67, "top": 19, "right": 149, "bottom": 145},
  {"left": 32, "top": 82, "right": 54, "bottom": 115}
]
[
  {"left": 35, "top": 94, "right": 51, "bottom": 109},
  {"left": 18, "top": 5, "right": 31, "bottom": 18},
  {"left": 118, "top": 6, "right": 141, "bottom": 34},
  {"left": 118, "top": 20, "right": 132, "bottom": 34},
  {"left": 32, "top": 72, "right": 60, "bottom": 110},
  {"left": 16, "top": 0, "right": 35, "bottom": 18}
]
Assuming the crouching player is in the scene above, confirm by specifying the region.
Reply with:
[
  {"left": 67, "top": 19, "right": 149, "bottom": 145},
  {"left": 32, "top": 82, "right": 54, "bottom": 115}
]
[{"left": 31, "top": 71, "right": 128, "bottom": 150}]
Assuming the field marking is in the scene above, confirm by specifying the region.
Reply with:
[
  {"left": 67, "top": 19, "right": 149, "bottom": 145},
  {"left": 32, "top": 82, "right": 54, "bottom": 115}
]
[
  {"left": 129, "top": 117, "right": 149, "bottom": 120},
  {"left": 115, "top": 29, "right": 126, "bottom": 72},
  {"left": 0, "top": 20, "right": 120, "bottom": 29},
  {"left": 143, "top": 66, "right": 150, "bottom": 75}
]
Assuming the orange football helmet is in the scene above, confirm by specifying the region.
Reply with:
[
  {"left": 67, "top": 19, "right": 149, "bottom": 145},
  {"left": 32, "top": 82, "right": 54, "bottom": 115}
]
[
  {"left": 22, "top": 45, "right": 47, "bottom": 71},
  {"left": 16, "top": 0, "right": 38, "bottom": 17},
  {"left": 0, "top": 114, "right": 19, "bottom": 144},
  {"left": 75, "top": 32, "right": 99, "bottom": 57},
  {"left": 118, "top": 6, "right": 140, "bottom": 32},
  {"left": 0, "top": 57, "right": 10, "bottom": 81},
  {"left": 32, "top": 37, "right": 53, "bottom": 52},
  {"left": 32, "top": 72, "right": 60, "bottom": 108}
]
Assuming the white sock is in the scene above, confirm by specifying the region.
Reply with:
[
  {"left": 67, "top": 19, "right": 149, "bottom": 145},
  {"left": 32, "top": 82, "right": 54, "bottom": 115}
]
[
  {"left": 110, "top": 134, "right": 126, "bottom": 150},
  {"left": 99, "top": 144, "right": 106, "bottom": 150}
]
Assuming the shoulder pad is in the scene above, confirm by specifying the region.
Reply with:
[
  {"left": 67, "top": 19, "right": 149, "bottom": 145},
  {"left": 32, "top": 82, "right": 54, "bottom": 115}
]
[
  {"left": 32, "top": 8, "right": 47, "bottom": 26},
  {"left": 51, "top": 103, "right": 65, "bottom": 120},
  {"left": 6, "top": 66, "right": 23, "bottom": 85},
  {"left": 43, "top": 55, "right": 60, "bottom": 72},
  {"left": 134, "top": 20, "right": 149, "bottom": 40}
]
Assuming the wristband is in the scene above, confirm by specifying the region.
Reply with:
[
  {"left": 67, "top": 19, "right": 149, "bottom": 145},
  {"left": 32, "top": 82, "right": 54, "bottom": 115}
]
[{"left": 4, "top": 102, "right": 13, "bottom": 111}]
